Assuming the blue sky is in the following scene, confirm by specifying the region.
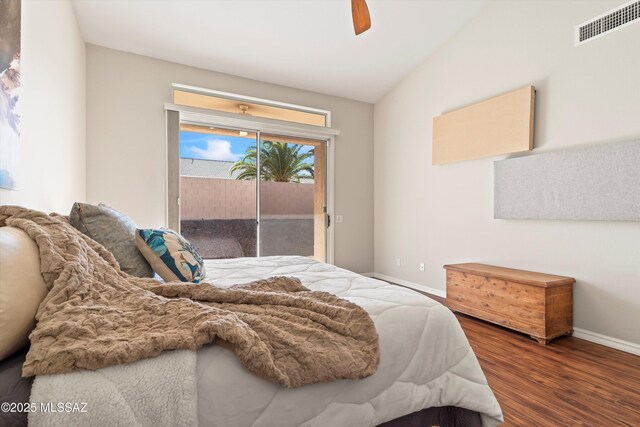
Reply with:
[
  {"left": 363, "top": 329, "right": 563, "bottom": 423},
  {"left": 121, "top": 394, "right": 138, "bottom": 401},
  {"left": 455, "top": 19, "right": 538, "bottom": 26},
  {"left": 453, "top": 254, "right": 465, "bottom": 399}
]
[
  {"left": 180, "top": 131, "right": 314, "bottom": 163},
  {"left": 180, "top": 131, "right": 254, "bottom": 162}
]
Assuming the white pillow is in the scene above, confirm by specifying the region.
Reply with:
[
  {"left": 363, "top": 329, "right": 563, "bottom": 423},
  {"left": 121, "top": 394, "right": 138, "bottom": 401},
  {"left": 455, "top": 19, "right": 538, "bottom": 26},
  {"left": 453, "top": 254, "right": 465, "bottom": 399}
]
[{"left": 0, "top": 226, "right": 48, "bottom": 361}]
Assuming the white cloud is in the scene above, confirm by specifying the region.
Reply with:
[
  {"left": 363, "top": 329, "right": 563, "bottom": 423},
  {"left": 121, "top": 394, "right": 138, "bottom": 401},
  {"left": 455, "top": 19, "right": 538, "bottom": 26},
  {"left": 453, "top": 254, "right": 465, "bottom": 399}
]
[{"left": 188, "top": 139, "right": 239, "bottom": 162}]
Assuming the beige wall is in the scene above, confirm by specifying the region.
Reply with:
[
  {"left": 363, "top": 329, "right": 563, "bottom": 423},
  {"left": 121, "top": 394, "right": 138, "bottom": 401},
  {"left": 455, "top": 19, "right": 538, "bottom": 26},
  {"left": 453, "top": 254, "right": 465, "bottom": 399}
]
[
  {"left": 374, "top": 0, "right": 640, "bottom": 345},
  {"left": 260, "top": 181, "right": 313, "bottom": 218},
  {"left": 180, "top": 177, "right": 313, "bottom": 220},
  {"left": 181, "top": 177, "right": 255, "bottom": 220},
  {"left": 0, "top": 0, "right": 85, "bottom": 213},
  {"left": 86, "top": 46, "right": 374, "bottom": 273}
]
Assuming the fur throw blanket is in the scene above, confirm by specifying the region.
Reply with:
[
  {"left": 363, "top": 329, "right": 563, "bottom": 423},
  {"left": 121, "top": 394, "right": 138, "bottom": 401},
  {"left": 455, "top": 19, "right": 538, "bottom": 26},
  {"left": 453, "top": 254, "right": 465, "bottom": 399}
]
[{"left": 0, "top": 206, "right": 379, "bottom": 388}]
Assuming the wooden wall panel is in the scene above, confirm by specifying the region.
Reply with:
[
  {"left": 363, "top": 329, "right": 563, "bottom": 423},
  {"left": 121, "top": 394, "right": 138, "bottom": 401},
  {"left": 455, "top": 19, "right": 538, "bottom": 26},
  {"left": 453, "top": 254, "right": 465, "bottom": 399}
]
[{"left": 432, "top": 86, "right": 535, "bottom": 165}]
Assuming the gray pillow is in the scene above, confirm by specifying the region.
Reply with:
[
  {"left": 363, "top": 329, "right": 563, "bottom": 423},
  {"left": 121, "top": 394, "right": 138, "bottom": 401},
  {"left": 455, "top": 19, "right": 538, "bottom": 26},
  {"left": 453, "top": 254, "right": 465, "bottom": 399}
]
[{"left": 69, "top": 203, "right": 154, "bottom": 277}]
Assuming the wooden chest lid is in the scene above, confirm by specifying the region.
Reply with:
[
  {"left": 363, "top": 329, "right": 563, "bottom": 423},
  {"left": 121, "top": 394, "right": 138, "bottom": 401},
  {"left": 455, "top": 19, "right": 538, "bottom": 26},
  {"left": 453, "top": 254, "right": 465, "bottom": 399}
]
[{"left": 444, "top": 263, "right": 575, "bottom": 288}]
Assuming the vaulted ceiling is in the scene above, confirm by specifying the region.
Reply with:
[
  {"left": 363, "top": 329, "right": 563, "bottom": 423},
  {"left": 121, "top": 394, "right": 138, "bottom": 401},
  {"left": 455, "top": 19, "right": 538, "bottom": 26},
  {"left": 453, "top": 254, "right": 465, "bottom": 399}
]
[{"left": 72, "top": 0, "right": 487, "bottom": 103}]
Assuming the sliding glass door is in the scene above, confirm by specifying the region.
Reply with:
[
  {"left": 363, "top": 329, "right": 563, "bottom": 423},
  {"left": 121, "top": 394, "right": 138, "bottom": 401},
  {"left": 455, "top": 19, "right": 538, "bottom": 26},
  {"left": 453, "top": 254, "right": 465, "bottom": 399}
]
[
  {"left": 177, "top": 123, "right": 327, "bottom": 261},
  {"left": 258, "top": 134, "right": 326, "bottom": 262},
  {"left": 179, "top": 124, "right": 258, "bottom": 259}
]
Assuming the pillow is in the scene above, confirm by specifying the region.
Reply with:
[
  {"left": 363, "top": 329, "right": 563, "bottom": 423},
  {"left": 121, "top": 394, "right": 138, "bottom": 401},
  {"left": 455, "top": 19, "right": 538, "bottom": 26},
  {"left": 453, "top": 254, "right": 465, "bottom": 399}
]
[
  {"left": 69, "top": 202, "right": 154, "bottom": 277},
  {"left": 135, "top": 228, "right": 205, "bottom": 283},
  {"left": 0, "top": 226, "right": 48, "bottom": 361}
]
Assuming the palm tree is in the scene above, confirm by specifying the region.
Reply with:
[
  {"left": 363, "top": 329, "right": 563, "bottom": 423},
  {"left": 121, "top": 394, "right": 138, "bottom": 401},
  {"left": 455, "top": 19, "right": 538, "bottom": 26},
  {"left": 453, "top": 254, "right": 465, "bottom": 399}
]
[{"left": 229, "top": 141, "right": 314, "bottom": 182}]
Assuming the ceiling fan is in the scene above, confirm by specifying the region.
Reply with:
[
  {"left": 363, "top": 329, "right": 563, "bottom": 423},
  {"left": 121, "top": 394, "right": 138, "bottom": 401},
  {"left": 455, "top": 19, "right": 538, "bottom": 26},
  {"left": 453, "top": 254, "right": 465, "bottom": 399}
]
[{"left": 351, "top": 0, "right": 371, "bottom": 35}]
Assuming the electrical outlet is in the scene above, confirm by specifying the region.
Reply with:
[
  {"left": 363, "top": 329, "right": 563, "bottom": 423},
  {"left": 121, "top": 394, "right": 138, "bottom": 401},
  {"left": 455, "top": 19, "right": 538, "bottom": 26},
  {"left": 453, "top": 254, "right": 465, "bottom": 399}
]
[
  {"left": 419, "top": 262, "right": 425, "bottom": 272},
  {"left": 336, "top": 215, "right": 344, "bottom": 223},
  {"left": 395, "top": 258, "right": 401, "bottom": 267}
]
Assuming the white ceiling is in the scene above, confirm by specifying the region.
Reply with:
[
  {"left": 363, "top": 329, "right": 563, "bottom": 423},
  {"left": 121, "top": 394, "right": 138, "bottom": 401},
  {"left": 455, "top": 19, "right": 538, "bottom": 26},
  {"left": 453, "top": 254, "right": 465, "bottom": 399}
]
[{"left": 72, "top": 0, "right": 487, "bottom": 103}]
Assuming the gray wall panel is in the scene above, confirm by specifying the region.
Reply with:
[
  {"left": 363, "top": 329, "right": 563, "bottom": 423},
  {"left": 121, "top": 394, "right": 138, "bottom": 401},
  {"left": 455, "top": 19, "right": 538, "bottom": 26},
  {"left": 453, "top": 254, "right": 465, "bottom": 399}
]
[{"left": 494, "top": 140, "right": 640, "bottom": 221}]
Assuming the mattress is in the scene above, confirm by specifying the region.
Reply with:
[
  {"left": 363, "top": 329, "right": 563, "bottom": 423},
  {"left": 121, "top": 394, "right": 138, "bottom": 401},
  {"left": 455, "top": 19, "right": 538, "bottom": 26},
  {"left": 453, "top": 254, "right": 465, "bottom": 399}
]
[{"left": 197, "top": 256, "right": 502, "bottom": 426}]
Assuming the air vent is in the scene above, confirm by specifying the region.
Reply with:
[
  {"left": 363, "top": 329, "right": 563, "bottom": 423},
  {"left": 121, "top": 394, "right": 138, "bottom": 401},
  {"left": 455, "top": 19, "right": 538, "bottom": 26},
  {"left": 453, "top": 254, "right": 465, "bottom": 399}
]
[{"left": 575, "top": 0, "right": 640, "bottom": 45}]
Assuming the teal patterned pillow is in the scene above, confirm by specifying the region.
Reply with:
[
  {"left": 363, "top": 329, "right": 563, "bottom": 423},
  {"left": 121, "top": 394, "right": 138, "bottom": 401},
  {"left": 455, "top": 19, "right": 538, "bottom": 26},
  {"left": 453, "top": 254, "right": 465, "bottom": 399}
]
[{"left": 135, "top": 228, "right": 205, "bottom": 283}]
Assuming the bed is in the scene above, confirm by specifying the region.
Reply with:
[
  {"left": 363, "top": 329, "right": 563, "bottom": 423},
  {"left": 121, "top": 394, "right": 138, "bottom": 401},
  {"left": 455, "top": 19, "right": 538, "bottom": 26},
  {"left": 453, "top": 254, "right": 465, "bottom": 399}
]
[
  {"left": 3, "top": 255, "right": 502, "bottom": 427},
  {"left": 196, "top": 256, "right": 502, "bottom": 426}
]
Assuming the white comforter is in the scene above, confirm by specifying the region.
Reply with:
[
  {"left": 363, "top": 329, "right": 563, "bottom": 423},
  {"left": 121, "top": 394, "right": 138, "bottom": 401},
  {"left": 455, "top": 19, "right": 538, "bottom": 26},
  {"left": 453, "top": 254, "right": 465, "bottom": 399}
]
[
  {"left": 30, "top": 256, "right": 502, "bottom": 427},
  {"left": 197, "top": 256, "right": 502, "bottom": 427}
]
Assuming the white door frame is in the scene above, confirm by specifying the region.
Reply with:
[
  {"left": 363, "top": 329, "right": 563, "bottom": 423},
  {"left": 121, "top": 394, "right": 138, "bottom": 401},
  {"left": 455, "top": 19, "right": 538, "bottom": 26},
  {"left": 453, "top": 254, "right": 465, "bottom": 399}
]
[{"left": 164, "top": 103, "right": 339, "bottom": 265}]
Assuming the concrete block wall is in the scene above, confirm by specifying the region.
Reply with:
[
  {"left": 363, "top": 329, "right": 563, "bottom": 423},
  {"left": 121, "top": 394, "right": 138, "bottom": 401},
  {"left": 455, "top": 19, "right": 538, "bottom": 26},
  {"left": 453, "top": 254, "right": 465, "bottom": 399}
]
[{"left": 180, "top": 177, "right": 313, "bottom": 220}]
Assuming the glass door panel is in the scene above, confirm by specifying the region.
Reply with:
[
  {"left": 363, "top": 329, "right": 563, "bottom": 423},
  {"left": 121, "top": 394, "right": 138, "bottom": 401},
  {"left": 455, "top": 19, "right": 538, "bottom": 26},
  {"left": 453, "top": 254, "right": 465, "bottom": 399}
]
[
  {"left": 179, "top": 123, "right": 258, "bottom": 259},
  {"left": 258, "top": 133, "right": 327, "bottom": 261}
]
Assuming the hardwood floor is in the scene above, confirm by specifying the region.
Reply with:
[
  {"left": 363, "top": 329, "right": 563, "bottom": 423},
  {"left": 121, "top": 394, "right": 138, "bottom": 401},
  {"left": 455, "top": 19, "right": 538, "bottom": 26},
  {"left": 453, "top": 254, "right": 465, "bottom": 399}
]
[{"left": 412, "top": 290, "right": 640, "bottom": 426}]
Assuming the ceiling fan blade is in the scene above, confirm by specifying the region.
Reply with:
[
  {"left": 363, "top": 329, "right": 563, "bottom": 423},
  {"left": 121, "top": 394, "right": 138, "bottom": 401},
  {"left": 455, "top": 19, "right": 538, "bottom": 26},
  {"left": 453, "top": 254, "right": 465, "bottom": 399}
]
[{"left": 351, "top": 0, "right": 371, "bottom": 35}]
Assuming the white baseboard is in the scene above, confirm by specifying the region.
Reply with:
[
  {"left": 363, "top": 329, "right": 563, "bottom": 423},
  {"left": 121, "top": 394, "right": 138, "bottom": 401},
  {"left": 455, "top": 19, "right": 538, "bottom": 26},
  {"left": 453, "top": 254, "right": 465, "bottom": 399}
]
[
  {"left": 365, "top": 272, "right": 639, "bottom": 356},
  {"left": 370, "top": 273, "right": 447, "bottom": 298},
  {"left": 573, "top": 328, "right": 640, "bottom": 356}
]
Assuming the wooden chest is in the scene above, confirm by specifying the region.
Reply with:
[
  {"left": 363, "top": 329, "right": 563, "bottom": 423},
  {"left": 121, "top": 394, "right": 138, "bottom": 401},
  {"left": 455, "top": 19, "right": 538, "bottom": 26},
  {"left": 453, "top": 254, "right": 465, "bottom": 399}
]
[{"left": 444, "top": 263, "right": 574, "bottom": 344}]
